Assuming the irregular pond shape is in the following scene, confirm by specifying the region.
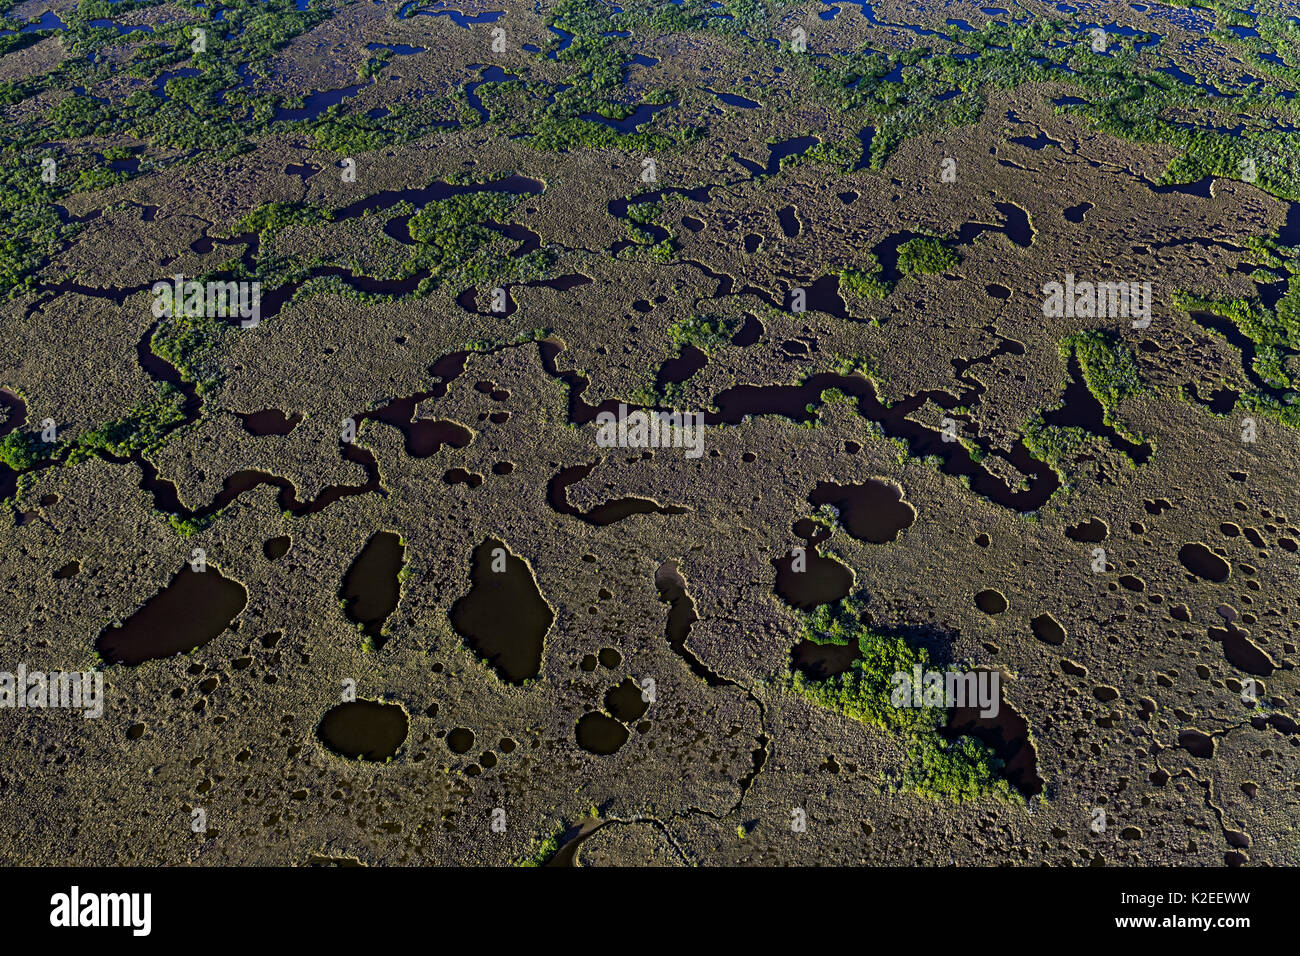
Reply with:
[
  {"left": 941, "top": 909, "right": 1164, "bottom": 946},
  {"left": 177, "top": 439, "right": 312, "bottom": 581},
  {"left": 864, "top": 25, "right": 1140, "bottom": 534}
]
[
  {"left": 443, "top": 467, "right": 483, "bottom": 488},
  {"left": 450, "top": 539, "right": 553, "bottom": 683},
  {"left": 772, "top": 524, "right": 853, "bottom": 610},
  {"left": 1065, "top": 517, "right": 1108, "bottom": 542},
  {"left": 580, "top": 100, "right": 676, "bottom": 132},
  {"left": 731, "top": 313, "right": 763, "bottom": 346},
  {"left": 238, "top": 409, "right": 303, "bottom": 436},
  {"left": 801, "top": 274, "right": 848, "bottom": 319},
  {"left": 791, "top": 638, "right": 861, "bottom": 679},
  {"left": 1064, "top": 201, "right": 1093, "bottom": 223},
  {"left": 447, "top": 727, "right": 475, "bottom": 754},
  {"left": 273, "top": 82, "right": 370, "bottom": 123},
  {"left": 707, "top": 370, "right": 1059, "bottom": 511},
  {"left": 765, "top": 136, "right": 819, "bottom": 173},
  {"left": 128, "top": 434, "right": 383, "bottom": 524},
  {"left": 943, "top": 673, "right": 1043, "bottom": 797},
  {"left": 1179, "top": 542, "right": 1230, "bottom": 582},
  {"left": 1192, "top": 380, "right": 1239, "bottom": 417},
  {"left": 263, "top": 536, "right": 291, "bottom": 560},
  {"left": 1254, "top": 713, "right": 1298, "bottom": 736},
  {"left": 709, "top": 89, "right": 760, "bottom": 108},
  {"left": 1208, "top": 623, "right": 1275, "bottom": 676},
  {"left": 537, "top": 340, "right": 637, "bottom": 425},
  {"left": 54, "top": 560, "right": 80, "bottom": 579},
  {"left": 656, "top": 344, "right": 708, "bottom": 390},
  {"left": 96, "top": 565, "right": 247, "bottom": 665},
  {"left": 654, "top": 559, "right": 727, "bottom": 686},
  {"left": 808, "top": 479, "right": 915, "bottom": 544},
  {"left": 852, "top": 126, "right": 875, "bottom": 171},
  {"left": 1041, "top": 354, "right": 1151, "bottom": 464},
  {"left": 778, "top": 205, "right": 800, "bottom": 237},
  {"left": 1178, "top": 728, "right": 1215, "bottom": 758},
  {"left": 605, "top": 678, "right": 649, "bottom": 722},
  {"left": 340, "top": 532, "right": 404, "bottom": 648},
  {"left": 548, "top": 462, "right": 689, "bottom": 525},
  {"left": 975, "top": 588, "right": 1008, "bottom": 614}
]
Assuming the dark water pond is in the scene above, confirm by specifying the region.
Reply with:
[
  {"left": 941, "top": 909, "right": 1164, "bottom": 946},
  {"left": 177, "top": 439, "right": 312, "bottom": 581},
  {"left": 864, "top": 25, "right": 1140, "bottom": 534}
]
[
  {"left": 451, "top": 539, "right": 553, "bottom": 683},
  {"left": 97, "top": 566, "right": 247, "bottom": 665},
  {"left": 340, "top": 532, "right": 404, "bottom": 648},
  {"left": 318, "top": 700, "right": 408, "bottom": 760}
]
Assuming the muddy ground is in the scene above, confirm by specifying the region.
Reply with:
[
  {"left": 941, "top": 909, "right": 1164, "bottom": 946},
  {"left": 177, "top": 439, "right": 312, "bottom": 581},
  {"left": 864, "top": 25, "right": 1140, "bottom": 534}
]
[{"left": 0, "top": 0, "right": 1297, "bottom": 865}]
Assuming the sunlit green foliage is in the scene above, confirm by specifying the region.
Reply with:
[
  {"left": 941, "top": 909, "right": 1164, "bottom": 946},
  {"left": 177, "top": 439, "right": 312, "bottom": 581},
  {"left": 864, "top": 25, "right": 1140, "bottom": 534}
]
[
  {"left": 231, "top": 201, "right": 332, "bottom": 244},
  {"left": 1175, "top": 282, "right": 1300, "bottom": 427},
  {"left": 0, "top": 430, "right": 50, "bottom": 471},
  {"left": 840, "top": 256, "right": 892, "bottom": 299},
  {"left": 1063, "top": 330, "right": 1143, "bottom": 420},
  {"left": 896, "top": 236, "right": 959, "bottom": 275},
  {"left": 668, "top": 314, "right": 735, "bottom": 353},
  {"left": 516, "top": 830, "right": 561, "bottom": 866},
  {"left": 400, "top": 190, "right": 553, "bottom": 295},
  {"left": 66, "top": 386, "right": 188, "bottom": 462},
  {"left": 1022, "top": 416, "right": 1093, "bottom": 474},
  {"left": 790, "top": 597, "right": 1017, "bottom": 802}
]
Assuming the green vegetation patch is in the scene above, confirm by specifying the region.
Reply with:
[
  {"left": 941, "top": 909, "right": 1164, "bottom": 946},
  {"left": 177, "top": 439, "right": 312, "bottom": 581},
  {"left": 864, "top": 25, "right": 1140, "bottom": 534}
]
[
  {"left": 896, "top": 236, "right": 960, "bottom": 276},
  {"left": 231, "top": 201, "right": 333, "bottom": 245},
  {"left": 516, "top": 829, "right": 562, "bottom": 866},
  {"left": 667, "top": 313, "right": 736, "bottom": 353},
  {"left": 1175, "top": 285, "right": 1300, "bottom": 427},
  {"left": 65, "top": 385, "right": 188, "bottom": 462},
  {"left": 839, "top": 255, "right": 892, "bottom": 300},
  {"left": 1063, "top": 329, "right": 1143, "bottom": 424},
  {"left": 400, "top": 189, "right": 554, "bottom": 296},
  {"left": 790, "top": 597, "right": 1016, "bottom": 802},
  {"left": 0, "top": 429, "right": 52, "bottom": 471}
]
